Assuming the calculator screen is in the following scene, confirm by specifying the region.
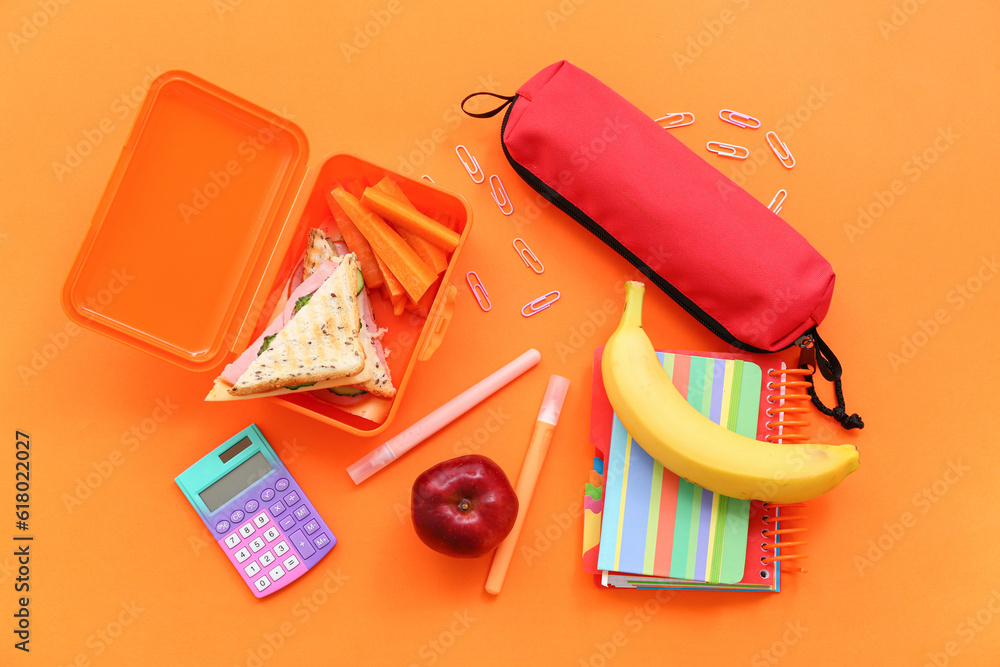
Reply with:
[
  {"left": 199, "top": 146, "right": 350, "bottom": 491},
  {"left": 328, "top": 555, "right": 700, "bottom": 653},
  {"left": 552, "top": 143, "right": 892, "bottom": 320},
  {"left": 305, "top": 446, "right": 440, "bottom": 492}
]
[{"left": 199, "top": 451, "right": 274, "bottom": 513}]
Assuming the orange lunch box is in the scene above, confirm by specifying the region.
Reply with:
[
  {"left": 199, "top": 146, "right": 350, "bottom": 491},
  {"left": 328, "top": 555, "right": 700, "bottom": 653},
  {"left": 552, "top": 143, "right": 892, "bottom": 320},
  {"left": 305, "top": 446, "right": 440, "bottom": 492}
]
[{"left": 61, "top": 70, "right": 472, "bottom": 436}]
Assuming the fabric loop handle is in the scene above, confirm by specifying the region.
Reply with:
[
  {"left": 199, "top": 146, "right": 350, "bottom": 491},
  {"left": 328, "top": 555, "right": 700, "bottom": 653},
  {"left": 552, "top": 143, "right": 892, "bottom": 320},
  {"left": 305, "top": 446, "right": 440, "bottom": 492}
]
[{"left": 461, "top": 92, "right": 517, "bottom": 118}]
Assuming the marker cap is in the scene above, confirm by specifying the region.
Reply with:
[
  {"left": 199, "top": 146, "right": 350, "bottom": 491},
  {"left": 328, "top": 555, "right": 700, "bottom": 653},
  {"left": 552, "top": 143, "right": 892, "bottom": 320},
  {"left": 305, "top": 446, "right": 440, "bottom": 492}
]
[
  {"left": 537, "top": 375, "right": 570, "bottom": 425},
  {"left": 346, "top": 445, "right": 397, "bottom": 485}
]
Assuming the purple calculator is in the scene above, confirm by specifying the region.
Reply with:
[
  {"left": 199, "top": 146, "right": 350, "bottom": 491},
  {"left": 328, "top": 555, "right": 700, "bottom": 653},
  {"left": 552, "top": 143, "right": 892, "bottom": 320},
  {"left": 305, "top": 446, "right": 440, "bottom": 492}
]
[{"left": 175, "top": 424, "right": 336, "bottom": 597}]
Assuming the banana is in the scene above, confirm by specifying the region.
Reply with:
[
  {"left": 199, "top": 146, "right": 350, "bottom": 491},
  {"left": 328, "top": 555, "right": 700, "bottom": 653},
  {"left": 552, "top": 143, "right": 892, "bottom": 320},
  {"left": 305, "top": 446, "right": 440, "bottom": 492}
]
[{"left": 601, "top": 281, "right": 859, "bottom": 504}]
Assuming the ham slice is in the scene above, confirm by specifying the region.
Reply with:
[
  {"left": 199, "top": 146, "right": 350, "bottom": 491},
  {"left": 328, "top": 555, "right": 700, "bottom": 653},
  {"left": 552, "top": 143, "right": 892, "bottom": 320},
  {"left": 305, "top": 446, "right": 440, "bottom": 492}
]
[
  {"left": 288, "top": 258, "right": 305, "bottom": 295},
  {"left": 358, "top": 289, "right": 389, "bottom": 370},
  {"left": 221, "top": 259, "right": 339, "bottom": 384}
]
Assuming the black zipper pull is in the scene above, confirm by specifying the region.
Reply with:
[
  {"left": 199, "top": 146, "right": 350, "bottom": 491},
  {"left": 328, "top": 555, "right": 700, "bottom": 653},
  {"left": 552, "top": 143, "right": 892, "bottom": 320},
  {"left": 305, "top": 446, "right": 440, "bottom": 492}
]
[
  {"left": 797, "top": 334, "right": 835, "bottom": 381},
  {"left": 796, "top": 335, "right": 817, "bottom": 375},
  {"left": 798, "top": 328, "right": 864, "bottom": 431}
]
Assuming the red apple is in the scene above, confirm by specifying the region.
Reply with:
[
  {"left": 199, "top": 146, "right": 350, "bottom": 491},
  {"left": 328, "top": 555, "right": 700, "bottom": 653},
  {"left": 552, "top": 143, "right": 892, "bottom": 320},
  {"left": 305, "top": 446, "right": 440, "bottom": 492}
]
[{"left": 411, "top": 455, "right": 518, "bottom": 558}]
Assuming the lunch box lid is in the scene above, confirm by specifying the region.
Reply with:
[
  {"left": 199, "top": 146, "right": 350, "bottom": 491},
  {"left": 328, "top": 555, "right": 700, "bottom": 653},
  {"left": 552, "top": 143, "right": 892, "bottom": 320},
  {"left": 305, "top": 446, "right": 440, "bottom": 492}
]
[{"left": 62, "top": 71, "right": 310, "bottom": 371}]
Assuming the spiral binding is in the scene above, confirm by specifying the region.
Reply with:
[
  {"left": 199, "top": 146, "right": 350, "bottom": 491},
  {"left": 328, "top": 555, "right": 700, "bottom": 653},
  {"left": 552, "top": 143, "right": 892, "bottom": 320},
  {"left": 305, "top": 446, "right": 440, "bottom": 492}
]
[
  {"left": 763, "top": 363, "right": 815, "bottom": 443},
  {"left": 761, "top": 362, "right": 813, "bottom": 572}
]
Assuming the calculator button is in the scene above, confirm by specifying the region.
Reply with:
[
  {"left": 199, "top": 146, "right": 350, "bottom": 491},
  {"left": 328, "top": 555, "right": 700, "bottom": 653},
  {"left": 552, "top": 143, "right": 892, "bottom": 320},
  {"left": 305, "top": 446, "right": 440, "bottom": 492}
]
[
  {"left": 290, "top": 530, "right": 315, "bottom": 559},
  {"left": 244, "top": 499, "right": 259, "bottom": 513},
  {"left": 249, "top": 537, "right": 266, "bottom": 553},
  {"left": 264, "top": 527, "right": 280, "bottom": 543},
  {"left": 279, "top": 515, "right": 296, "bottom": 531},
  {"left": 253, "top": 512, "right": 269, "bottom": 528},
  {"left": 303, "top": 519, "right": 320, "bottom": 535},
  {"left": 238, "top": 522, "right": 255, "bottom": 539},
  {"left": 273, "top": 541, "right": 290, "bottom": 557},
  {"left": 275, "top": 478, "right": 289, "bottom": 492},
  {"left": 313, "top": 533, "right": 331, "bottom": 550},
  {"left": 283, "top": 554, "right": 300, "bottom": 570},
  {"left": 268, "top": 565, "right": 285, "bottom": 581},
  {"left": 293, "top": 505, "right": 311, "bottom": 521},
  {"left": 260, "top": 488, "right": 275, "bottom": 502},
  {"left": 215, "top": 520, "right": 230, "bottom": 534},
  {"left": 244, "top": 561, "right": 261, "bottom": 577},
  {"left": 224, "top": 532, "right": 241, "bottom": 549},
  {"left": 234, "top": 547, "right": 251, "bottom": 563},
  {"left": 230, "top": 509, "right": 244, "bottom": 523},
  {"left": 283, "top": 490, "right": 300, "bottom": 506},
  {"left": 254, "top": 575, "right": 270, "bottom": 592},
  {"left": 269, "top": 500, "right": 286, "bottom": 517},
  {"left": 259, "top": 551, "right": 275, "bottom": 567}
]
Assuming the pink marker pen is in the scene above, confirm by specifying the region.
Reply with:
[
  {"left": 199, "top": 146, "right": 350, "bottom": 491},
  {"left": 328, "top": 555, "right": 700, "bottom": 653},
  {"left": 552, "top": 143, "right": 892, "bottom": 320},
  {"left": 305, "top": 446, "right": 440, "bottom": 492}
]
[{"left": 346, "top": 349, "right": 542, "bottom": 484}]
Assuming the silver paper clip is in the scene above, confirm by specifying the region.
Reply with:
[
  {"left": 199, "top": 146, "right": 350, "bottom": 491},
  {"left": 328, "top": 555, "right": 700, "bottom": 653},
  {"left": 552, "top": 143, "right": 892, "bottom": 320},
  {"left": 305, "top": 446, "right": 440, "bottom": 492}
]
[
  {"left": 768, "top": 189, "right": 787, "bottom": 215},
  {"left": 512, "top": 238, "right": 544, "bottom": 274},
  {"left": 766, "top": 131, "right": 795, "bottom": 169},
  {"left": 421, "top": 174, "right": 435, "bottom": 183},
  {"left": 489, "top": 174, "right": 513, "bottom": 216},
  {"left": 719, "top": 109, "right": 761, "bottom": 129},
  {"left": 706, "top": 141, "right": 750, "bottom": 160},
  {"left": 466, "top": 271, "right": 491, "bottom": 311},
  {"left": 521, "top": 290, "right": 560, "bottom": 317},
  {"left": 655, "top": 112, "right": 695, "bottom": 129},
  {"left": 455, "top": 145, "right": 485, "bottom": 183}
]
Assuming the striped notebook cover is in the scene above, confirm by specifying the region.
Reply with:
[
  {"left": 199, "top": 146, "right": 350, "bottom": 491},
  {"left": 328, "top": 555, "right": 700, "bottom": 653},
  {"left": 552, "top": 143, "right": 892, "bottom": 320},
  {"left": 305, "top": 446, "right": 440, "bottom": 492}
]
[{"left": 594, "top": 352, "right": 763, "bottom": 585}]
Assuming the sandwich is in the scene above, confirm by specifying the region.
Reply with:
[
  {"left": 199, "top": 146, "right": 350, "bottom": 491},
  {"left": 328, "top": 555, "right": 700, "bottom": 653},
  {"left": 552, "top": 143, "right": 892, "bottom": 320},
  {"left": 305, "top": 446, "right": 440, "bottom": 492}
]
[
  {"left": 205, "top": 253, "right": 373, "bottom": 400},
  {"left": 300, "top": 229, "right": 396, "bottom": 399}
]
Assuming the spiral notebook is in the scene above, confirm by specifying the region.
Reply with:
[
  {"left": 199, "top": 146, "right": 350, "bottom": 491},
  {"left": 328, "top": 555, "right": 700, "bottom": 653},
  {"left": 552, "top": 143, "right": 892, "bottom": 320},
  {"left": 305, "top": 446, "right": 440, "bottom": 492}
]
[{"left": 583, "top": 349, "right": 809, "bottom": 591}]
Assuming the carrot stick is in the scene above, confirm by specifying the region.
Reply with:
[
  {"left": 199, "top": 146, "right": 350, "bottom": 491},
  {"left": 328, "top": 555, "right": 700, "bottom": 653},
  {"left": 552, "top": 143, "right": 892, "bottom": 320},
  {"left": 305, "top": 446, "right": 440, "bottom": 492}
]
[
  {"left": 373, "top": 177, "right": 449, "bottom": 274},
  {"left": 325, "top": 187, "right": 385, "bottom": 289},
  {"left": 361, "top": 187, "right": 461, "bottom": 252},
  {"left": 405, "top": 277, "right": 440, "bottom": 318},
  {"left": 330, "top": 187, "right": 438, "bottom": 303},
  {"left": 392, "top": 293, "right": 407, "bottom": 317},
  {"left": 375, "top": 252, "right": 405, "bottom": 302}
]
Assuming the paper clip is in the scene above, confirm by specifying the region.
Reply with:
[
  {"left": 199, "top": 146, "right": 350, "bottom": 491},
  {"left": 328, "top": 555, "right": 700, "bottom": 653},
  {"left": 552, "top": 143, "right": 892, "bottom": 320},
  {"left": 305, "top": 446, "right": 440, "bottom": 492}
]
[
  {"left": 766, "top": 131, "right": 795, "bottom": 169},
  {"left": 655, "top": 112, "right": 695, "bottom": 129},
  {"left": 455, "top": 145, "right": 485, "bottom": 183},
  {"left": 489, "top": 175, "right": 513, "bottom": 216},
  {"left": 512, "top": 238, "right": 544, "bottom": 274},
  {"left": 768, "top": 189, "right": 787, "bottom": 215},
  {"left": 719, "top": 109, "right": 761, "bottom": 129},
  {"left": 421, "top": 174, "right": 435, "bottom": 183},
  {"left": 466, "top": 271, "right": 491, "bottom": 312},
  {"left": 706, "top": 141, "right": 750, "bottom": 160},
  {"left": 521, "top": 291, "right": 560, "bottom": 317}
]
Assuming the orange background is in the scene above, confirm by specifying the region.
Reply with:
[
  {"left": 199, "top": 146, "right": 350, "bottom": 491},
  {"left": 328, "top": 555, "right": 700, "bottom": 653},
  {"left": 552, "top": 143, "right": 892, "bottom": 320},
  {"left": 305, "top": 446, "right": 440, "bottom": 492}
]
[{"left": 2, "top": 1, "right": 999, "bottom": 665}]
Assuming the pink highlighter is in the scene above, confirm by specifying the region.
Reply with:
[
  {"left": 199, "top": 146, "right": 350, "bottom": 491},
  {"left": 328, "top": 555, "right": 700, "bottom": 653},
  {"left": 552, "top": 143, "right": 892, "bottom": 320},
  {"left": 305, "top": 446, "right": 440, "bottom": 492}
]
[{"left": 347, "top": 349, "right": 542, "bottom": 484}]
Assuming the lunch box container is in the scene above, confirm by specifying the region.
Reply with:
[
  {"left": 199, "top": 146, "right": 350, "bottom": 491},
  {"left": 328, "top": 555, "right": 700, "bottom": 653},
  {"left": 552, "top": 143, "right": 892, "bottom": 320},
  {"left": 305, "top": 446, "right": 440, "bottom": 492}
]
[{"left": 61, "top": 70, "right": 472, "bottom": 436}]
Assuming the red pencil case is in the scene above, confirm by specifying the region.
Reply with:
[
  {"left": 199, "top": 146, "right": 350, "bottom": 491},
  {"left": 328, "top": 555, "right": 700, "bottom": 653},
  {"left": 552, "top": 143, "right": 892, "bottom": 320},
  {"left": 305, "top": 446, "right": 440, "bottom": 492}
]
[{"left": 463, "top": 60, "right": 862, "bottom": 430}]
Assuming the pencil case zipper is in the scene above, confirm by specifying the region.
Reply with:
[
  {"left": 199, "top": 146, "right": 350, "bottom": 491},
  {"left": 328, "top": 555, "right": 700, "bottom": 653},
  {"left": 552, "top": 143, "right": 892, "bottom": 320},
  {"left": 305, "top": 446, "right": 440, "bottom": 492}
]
[{"left": 496, "top": 97, "right": 783, "bottom": 356}]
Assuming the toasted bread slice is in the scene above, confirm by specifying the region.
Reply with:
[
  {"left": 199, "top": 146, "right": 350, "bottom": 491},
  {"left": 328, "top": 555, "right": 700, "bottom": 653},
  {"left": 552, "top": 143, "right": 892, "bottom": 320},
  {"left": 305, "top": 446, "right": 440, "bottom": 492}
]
[
  {"left": 230, "top": 255, "right": 365, "bottom": 396},
  {"left": 304, "top": 230, "right": 395, "bottom": 399},
  {"left": 303, "top": 228, "right": 339, "bottom": 281},
  {"left": 204, "top": 365, "right": 374, "bottom": 401},
  {"left": 354, "top": 326, "right": 395, "bottom": 398},
  {"left": 349, "top": 290, "right": 395, "bottom": 398}
]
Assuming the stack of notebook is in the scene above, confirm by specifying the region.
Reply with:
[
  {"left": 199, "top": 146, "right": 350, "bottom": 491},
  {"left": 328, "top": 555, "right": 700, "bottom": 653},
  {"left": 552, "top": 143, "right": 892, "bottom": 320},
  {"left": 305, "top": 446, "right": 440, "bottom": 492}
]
[{"left": 584, "top": 349, "right": 802, "bottom": 591}]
